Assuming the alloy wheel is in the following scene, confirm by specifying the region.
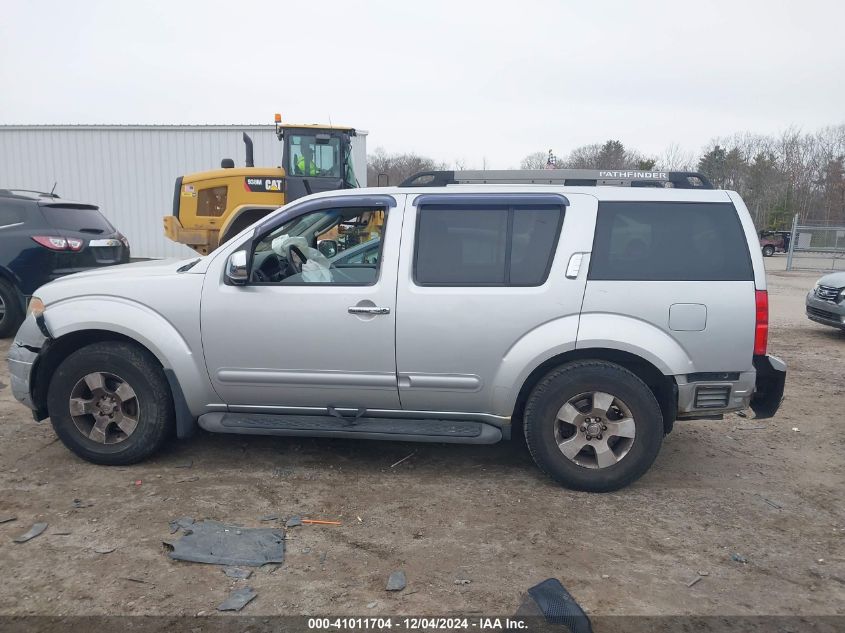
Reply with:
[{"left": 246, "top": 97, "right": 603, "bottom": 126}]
[
  {"left": 68, "top": 372, "right": 140, "bottom": 444},
  {"left": 554, "top": 391, "right": 636, "bottom": 469}
]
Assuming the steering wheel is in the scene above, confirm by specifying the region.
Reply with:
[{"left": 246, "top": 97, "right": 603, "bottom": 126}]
[
  {"left": 252, "top": 252, "right": 283, "bottom": 283},
  {"left": 287, "top": 244, "right": 308, "bottom": 275}
]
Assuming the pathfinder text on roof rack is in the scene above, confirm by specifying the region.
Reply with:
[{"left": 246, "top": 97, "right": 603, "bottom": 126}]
[{"left": 399, "top": 169, "right": 713, "bottom": 189}]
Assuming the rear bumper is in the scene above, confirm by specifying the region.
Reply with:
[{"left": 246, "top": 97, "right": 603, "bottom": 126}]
[
  {"left": 16, "top": 245, "right": 130, "bottom": 296},
  {"left": 750, "top": 354, "right": 786, "bottom": 419},
  {"left": 676, "top": 354, "right": 786, "bottom": 420},
  {"left": 676, "top": 371, "right": 756, "bottom": 417}
]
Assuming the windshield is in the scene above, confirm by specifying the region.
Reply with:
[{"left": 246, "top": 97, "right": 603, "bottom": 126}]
[{"left": 286, "top": 134, "right": 341, "bottom": 178}]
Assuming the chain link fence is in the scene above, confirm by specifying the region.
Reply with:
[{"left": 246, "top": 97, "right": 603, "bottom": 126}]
[{"left": 786, "top": 214, "right": 845, "bottom": 271}]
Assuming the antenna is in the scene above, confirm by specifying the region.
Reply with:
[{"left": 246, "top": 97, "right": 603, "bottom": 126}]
[{"left": 50, "top": 181, "right": 57, "bottom": 196}]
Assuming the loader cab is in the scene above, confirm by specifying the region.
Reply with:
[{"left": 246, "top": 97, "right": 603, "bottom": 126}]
[{"left": 278, "top": 124, "right": 358, "bottom": 202}]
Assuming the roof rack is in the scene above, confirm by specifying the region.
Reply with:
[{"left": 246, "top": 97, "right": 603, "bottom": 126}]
[{"left": 399, "top": 169, "right": 713, "bottom": 190}]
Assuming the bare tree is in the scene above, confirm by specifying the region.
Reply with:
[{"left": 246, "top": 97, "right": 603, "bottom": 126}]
[
  {"left": 559, "top": 140, "right": 655, "bottom": 170},
  {"left": 520, "top": 151, "right": 548, "bottom": 170},
  {"left": 693, "top": 123, "right": 845, "bottom": 228},
  {"left": 367, "top": 147, "right": 449, "bottom": 187},
  {"left": 656, "top": 143, "right": 697, "bottom": 171}
]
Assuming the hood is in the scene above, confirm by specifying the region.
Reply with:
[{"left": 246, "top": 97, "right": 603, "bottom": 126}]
[
  {"left": 817, "top": 271, "right": 845, "bottom": 288},
  {"left": 36, "top": 258, "right": 202, "bottom": 304}
]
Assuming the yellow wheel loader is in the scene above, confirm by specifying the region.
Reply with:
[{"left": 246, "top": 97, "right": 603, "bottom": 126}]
[{"left": 163, "top": 117, "right": 360, "bottom": 255}]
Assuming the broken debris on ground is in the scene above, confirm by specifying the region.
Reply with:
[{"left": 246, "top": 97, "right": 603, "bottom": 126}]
[
  {"left": 165, "top": 518, "right": 285, "bottom": 567},
  {"left": 223, "top": 566, "right": 253, "bottom": 580},
  {"left": 515, "top": 578, "right": 592, "bottom": 633},
  {"left": 217, "top": 586, "right": 257, "bottom": 611},
  {"left": 13, "top": 522, "right": 48, "bottom": 543},
  {"left": 386, "top": 570, "right": 407, "bottom": 592}
]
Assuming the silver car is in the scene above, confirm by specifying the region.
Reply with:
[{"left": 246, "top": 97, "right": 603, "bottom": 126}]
[
  {"left": 806, "top": 272, "right": 845, "bottom": 330},
  {"left": 6, "top": 170, "right": 787, "bottom": 492}
]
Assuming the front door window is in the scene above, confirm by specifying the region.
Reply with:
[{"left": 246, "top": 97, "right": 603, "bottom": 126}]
[{"left": 250, "top": 207, "right": 387, "bottom": 285}]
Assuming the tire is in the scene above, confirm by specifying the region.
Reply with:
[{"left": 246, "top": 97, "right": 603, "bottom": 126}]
[
  {"left": 762, "top": 245, "right": 775, "bottom": 257},
  {"left": 523, "top": 360, "right": 664, "bottom": 492},
  {"left": 47, "top": 342, "right": 174, "bottom": 465},
  {"left": 0, "top": 279, "right": 24, "bottom": 339}
]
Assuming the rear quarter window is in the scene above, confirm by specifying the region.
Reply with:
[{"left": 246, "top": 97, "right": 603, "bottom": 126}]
[
  {"left": 589, "top": 201, "right": 754, "bottom": 281},
  {"left": 0, "top": 204, "right": 25, "bottom": 226}
]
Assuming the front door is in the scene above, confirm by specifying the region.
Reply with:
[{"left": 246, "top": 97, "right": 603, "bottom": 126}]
[{"left": 201, "top": 195, "right": 404, "bottom": 411}]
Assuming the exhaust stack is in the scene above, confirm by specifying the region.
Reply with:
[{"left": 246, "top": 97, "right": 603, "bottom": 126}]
[{"left": 242, "top": 132, "right": 255, "bottom": 168}]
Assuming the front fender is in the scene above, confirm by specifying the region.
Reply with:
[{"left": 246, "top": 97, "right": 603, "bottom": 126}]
[
  {"left": 576, "top": 313, "right": 694, "bottom": 376},
  {"left": 42, "top": 296, "right": 217, "bottom": 416}
]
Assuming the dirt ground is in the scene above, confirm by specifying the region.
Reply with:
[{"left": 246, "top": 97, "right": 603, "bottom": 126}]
[{"left": 0, "top": 256, "right": 843, "bottom": 618}]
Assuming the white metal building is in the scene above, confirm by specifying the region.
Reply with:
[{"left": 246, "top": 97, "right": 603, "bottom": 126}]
[{"left": 0, "top": 125, "right": 367, "bottom": 258}]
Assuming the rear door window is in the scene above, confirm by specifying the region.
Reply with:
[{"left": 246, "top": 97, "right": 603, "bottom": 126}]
[
  {"left": 39, "top": 206, "right": 114, "bottom": 235},
  {"left": 414, "top": 204, "right": 563, "bottom": 285},
  {"left": 510, "top": 207, "right": 564, "bottom": 284},
  {"left": 589, "top": 201, "right": 753, "bottom": 281}
]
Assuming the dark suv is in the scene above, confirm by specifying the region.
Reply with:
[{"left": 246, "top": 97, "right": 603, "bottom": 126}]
[{"left": 0, "top": 190, "right": 129, "bottom": 337}]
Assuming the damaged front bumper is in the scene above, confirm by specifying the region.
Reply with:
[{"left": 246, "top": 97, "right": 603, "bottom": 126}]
[{"left": 6, "top": 313, "right": 49, "bottom": 415}]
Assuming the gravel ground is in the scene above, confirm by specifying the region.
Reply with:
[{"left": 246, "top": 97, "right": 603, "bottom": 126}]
[{"left": 0, "top": 256, "right": 843, "bottom": 618}]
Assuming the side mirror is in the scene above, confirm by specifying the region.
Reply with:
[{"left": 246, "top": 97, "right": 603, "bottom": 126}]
[
  {"left": 226, "top": 250, "right": 249, "bottom": 285},
  {"left": 318, "top": 240, "right": 338, "bottom": 258}
]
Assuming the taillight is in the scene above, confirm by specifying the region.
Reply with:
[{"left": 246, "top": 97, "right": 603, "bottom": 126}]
[
  {"left": 754, "top": 290, "right": 768, "bottom": 356},
  {"left": 32, "top": 236, "right": 68, "bottom": 250},
  {"left": 31, "top": 236, "right": 84, "bottom": 251}
]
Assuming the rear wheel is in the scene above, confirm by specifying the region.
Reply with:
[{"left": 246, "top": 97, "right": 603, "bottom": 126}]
[
  {"left": 47, "top": 342, "right": 174, "bottom": 465},
  {"left": 0, "top": 280, "right": 24, "bottom": 338},
  {"left": 762, "top": 245, "right": 775, "bottom": 257},
  {"left": 523, "top": 361, "right": 664, "bottom": 492}
]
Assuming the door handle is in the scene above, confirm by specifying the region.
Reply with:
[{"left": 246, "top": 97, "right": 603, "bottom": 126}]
[{"left": 348, "top": 306, "right": 390, "bottom": 315}]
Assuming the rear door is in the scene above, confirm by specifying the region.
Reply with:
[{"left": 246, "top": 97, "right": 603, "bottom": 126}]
[
  {"left": 582, "top": 195, "right": 756, "bottom": 372},
  {"left": 395, "top": 192, "right": 594, "bottom": 417}
]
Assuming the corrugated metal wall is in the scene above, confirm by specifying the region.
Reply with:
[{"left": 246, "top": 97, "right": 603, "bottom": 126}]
[{"left": 0, "top": 126, "right": 367, "bottom": 259}]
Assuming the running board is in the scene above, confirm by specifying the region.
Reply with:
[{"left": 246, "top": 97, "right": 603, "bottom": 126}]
[{"left": 197, "top": 412, "right": 503, "bottom": 444}]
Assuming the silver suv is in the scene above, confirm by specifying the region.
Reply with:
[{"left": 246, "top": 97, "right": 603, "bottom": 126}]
[{"left": 6, "top": 170, "right": 787, "bottom": 491}]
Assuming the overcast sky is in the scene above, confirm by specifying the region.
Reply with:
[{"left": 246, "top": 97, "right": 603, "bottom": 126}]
[{"left": 1, "top": 0, "right": 843, "bottom": 168}]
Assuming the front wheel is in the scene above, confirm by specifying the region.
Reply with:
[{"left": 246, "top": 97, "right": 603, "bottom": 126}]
[
  {"left": 762, "top": 245, "right": 775, "bottom": 257},
  {"left": 47, "top": 342, "right": 175, "bottom": 465},
  {"left": 523, "top": 361, "right": 664, "bottom": 492}
]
